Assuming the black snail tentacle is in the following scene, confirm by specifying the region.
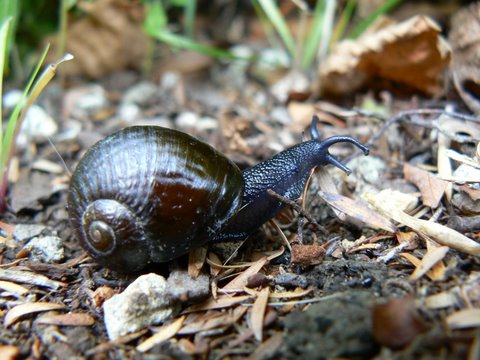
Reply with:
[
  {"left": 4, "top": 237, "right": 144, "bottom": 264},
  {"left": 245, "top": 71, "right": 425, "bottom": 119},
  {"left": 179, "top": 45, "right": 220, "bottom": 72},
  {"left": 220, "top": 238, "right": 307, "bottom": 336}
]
[{"left": 310, "top": 115, "right": 321, "bottom": 140}]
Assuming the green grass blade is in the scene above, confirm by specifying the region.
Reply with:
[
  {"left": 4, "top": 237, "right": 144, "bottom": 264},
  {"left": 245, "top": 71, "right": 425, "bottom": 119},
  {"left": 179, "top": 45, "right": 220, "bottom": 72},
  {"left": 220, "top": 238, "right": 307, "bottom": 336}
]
[
  {"left": 0, "top": 18, "right": 12, "bottom": 164},
  {"left": 144, "top": 0, "right": 168, "bottom": 31},
  {"left": 348, "top": 0, "right": 403, "bottom": 39},
  {"left": 302, "top": 0, "right": 336, "bottom": 69},
  {"left": 147, "top": 29, "right": 239, "bottom": 60},
  {"left": 183, "top": 0, "right": 197, "bottom": 39},
  {"left": 256, "top": 0, "right": 295, "bottom": 56},
  {"left": 331, "top": 0, "right": 357, "bottom": 44},
  {"left": 252, "top": 0, "right": 282, "bottom": 51},
  {"left": 1, "top": 45, "right": 50, "bottom": 171},
  {"left": 0, "top": 0, "right": 18, "bottom": 71}
]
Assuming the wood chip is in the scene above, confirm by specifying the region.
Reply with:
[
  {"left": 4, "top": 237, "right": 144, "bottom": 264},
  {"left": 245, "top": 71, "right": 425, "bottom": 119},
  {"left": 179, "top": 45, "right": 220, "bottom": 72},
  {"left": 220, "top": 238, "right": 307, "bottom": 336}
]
[
  {"left": 4, "top": 302, "right": 66, "bottom": 326},
  {"left": 137, "top": 316, "right": 185, "bottom": 352},
  {"left": 446, "top": 309, "right": 480, "bottom": 329},
  {"left": 36, "top": 312, "right": 96, "bottom": 326},
  {"left": 251, "top": 287, "right": 270, "bottom": 341}
]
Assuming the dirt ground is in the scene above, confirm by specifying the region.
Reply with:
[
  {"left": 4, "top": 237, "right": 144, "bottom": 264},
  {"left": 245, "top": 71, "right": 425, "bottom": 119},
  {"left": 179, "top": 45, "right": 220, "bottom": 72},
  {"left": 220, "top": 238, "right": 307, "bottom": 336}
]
[{"left": 1, "top": 2, "right": 480, "bottom": 358}]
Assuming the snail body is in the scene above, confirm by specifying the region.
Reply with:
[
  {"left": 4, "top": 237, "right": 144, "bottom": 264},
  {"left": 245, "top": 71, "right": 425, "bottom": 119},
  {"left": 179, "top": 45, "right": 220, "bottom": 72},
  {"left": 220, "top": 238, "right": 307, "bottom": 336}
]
[{"left": 68, "top": 117, "right": 369, "bottom": 272}]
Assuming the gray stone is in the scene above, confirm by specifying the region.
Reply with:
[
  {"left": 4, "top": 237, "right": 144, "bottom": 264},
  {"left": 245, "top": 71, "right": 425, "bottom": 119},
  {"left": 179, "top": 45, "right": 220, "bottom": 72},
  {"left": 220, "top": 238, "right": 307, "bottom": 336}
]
[
  {"left": 118, "top": 102, "right": 141, "bottom": 123},
  {"left": 103, "top": 273, "right": 179, "bottom": 340},
  {"left": 13, "top": 224, "right": 47, "bottom": 244},
  {"left": 122, "top": 81, "right": 158, "bottom": 106},
  {"left": 167, "top": 270, "right": 209, "bottom": 303},
  {"left": 16, "top": 105, "right": 58, "bottom": 148},
  {"left": 64, "top": 84, "right": 109, "bottom": 119},
  {"left": 24, "top": 236, "right": 64, "bottom": 263}
]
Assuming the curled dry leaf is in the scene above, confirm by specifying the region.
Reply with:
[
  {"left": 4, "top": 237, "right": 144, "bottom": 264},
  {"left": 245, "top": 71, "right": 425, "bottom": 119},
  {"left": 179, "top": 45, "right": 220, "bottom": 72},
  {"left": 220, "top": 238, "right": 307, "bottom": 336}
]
[
  {"left": 407, "top": 245, "right": 449, "bottom": 281},
  {"left": 449, "top": 3, "right": 480, "bottom": 114},
  {"left": 364, "top": 190, "right": 480, "bottom": 256},
  {"left": 48, "top": 0, "right": 148, "bottom": 78},
  {"left": 403, "top": 163, "right": 448, "bottom": 208},
  {"left": 319, "top": 191, "right": 396, "bottom": 232},
  {"left": 317, "top": 16, "right": 451, "bottom": 97},
  {"left": 4, "top": 302, "right": 66, "bottom": 327}
]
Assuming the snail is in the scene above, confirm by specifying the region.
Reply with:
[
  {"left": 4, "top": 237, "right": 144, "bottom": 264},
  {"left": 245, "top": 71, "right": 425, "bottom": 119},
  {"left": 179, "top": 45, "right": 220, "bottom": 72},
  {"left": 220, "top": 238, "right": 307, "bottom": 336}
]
[{"left": 67, "top": 116, "right": 369, "bottom": 272}]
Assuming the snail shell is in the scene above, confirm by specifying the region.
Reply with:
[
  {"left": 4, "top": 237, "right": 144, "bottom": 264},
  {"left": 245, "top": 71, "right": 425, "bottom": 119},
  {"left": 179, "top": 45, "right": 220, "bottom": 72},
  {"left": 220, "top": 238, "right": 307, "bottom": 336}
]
[{"left": 67, "top": 126, "right": 243, "bottom": 272}]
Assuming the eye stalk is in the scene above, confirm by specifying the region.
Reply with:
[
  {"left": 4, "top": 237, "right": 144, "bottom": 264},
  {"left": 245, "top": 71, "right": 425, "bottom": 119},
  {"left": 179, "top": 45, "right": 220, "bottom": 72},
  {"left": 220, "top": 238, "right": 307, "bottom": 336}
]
[{"left": 310, "top": 115, "right": 369, "bottom": 175}]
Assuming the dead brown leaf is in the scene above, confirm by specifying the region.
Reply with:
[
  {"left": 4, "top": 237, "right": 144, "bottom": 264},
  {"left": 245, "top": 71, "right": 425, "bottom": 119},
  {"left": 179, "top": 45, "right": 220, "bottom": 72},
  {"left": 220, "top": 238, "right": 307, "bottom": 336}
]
[
  {"left": 319, "top": 191, "right": 396, "bottom": 232},
  {"left": 36, "top": 312, "right": 96, "bottom": 326},
  {"left": 403, "top": 163, "right": 448, "bottom": 208},
  {"left": 179, "top": 306, "right": 247, "bottom": 335},
  {"left": 137, "top": 316, "right": 185, "bottom": 352},
  {"left": 408, "top": 245, "right": 449, "bottom": 281},
  {"left": 0, "top": 346, "right": 19, "bottom": 360},
  {"left": 188, "top": 246, "right": 207, "bottom": 278},
  {"left": 317, "top": 16, "right": 450, "bottom": 97},
  {"left": 250, "top": 287, "right": 270, "bottom": 341},
  {"left": 446, "top": 308, "right": 480, "bottom": 329},
  {"left": 183, "top": 295, "right": 252, "bottom": 313},
  {"left": 221, "top": 257, "right": 269, "bottom": 292},
  {"left": 246, "top": 332, "right": 283, "bottom": 360},
  {"left": 0, "top": 280, "right": 29, "bottom": 296},
  {"left": 4, "top": 302, "right": 66, "bottom": 327},
  {"left": 365, "top": 190, "right": 480, "bottom": 256},
  {"left": 49, "top": 0, "right": 148, "bottom": 78},
  {"left": 449, "top": 3, "right": 480, "bottom": 114}
]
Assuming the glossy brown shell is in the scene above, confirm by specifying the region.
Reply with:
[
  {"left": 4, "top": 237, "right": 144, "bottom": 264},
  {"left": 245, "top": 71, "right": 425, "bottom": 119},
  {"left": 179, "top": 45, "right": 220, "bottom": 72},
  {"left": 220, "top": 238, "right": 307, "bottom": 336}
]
[{"left": 67, "top": 126, "right": 243, "bottom": 272}]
